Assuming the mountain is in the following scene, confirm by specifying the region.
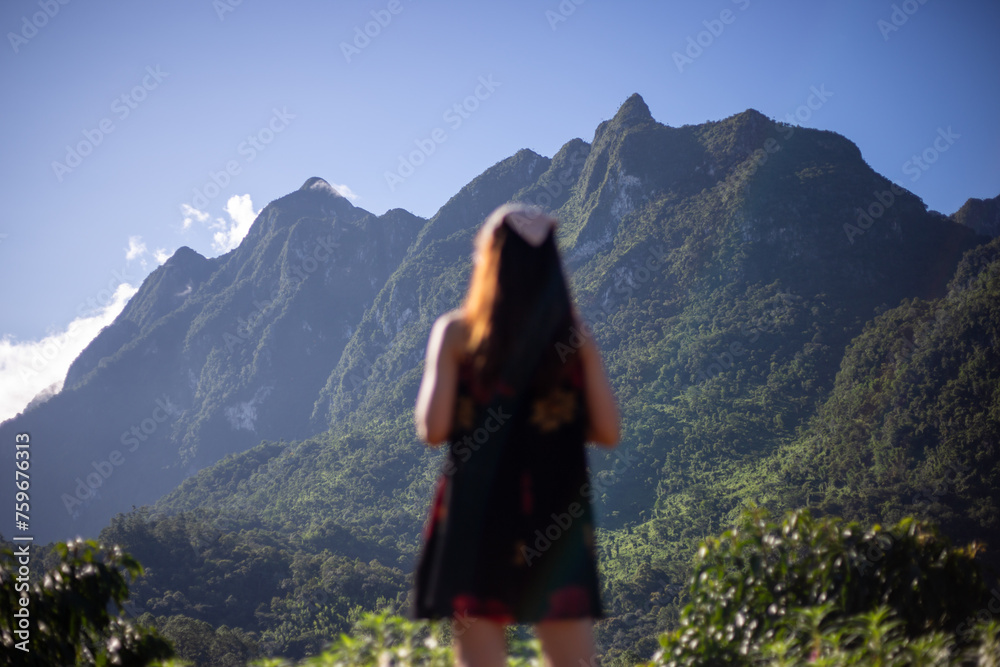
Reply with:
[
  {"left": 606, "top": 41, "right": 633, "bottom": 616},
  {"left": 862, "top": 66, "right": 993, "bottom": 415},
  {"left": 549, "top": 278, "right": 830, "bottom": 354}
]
[
  {"left": 1, "top": 178, "right": 423, "bottom": 540},
  {"left": 3, "top": 95, "right": 996, "bottom": 663},
  {"left": 952, "top": 193, "right": 1000, "bottom": 237},
  {"left": 775, "top": 234, "right": 1000, "bottom": 546}
]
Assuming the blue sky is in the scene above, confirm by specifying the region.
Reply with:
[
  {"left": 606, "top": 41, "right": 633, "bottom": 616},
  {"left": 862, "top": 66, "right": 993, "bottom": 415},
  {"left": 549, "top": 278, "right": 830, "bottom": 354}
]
[{"left": 1, "top": 0, "right": 998, "bottom": 420}]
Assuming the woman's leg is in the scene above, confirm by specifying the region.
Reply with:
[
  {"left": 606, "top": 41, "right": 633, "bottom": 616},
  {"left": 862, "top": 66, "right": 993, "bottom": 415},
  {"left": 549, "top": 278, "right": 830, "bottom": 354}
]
[
  {"left": 452, "top": 617, "right": 506, "bottom": 667},
  {"left": 535, "top": 618, "right": 597, "bottom": 667}
]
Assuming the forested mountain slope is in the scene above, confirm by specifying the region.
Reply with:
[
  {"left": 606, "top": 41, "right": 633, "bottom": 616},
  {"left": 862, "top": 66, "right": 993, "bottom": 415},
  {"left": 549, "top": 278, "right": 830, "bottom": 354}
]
[
  {"left": 1, "top": 179, "right": 423, "bottom": 540},
  {"left": 5, "top": 93, "right": 995, "bottom": 663}
]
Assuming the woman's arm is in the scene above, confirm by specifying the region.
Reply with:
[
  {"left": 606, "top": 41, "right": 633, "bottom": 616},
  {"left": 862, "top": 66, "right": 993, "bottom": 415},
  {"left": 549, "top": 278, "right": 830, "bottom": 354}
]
[
  {"left": 414, "top": 311, "right": 465, "bottom": 444},
  {"left": 577, "top": 321, "right": 620, "bottom": 447}
]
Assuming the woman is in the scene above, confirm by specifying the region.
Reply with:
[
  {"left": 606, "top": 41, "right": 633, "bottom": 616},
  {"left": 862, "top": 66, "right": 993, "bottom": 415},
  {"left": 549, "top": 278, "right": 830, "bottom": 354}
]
[{"left": 413, "top": 203, "right": 620, "bottom": 666}]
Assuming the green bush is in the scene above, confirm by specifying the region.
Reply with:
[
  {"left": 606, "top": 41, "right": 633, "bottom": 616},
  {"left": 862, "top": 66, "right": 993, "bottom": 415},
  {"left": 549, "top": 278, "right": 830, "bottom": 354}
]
[
  {"left": 650, "top": 508, "right": 996, "bottom": 666},
  {"left": 249, "top": 611, "right": 544, "bottom": 666},
  {"left": 1, "top": 538, "right": 174, "bottom": 666}
]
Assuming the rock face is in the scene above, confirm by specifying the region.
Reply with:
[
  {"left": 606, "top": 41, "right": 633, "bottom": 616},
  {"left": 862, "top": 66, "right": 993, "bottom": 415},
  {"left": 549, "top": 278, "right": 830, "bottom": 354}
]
[
  {"left": 1, "top": 93, "right": 988, "bottom": 542},
  {"left": 952, "top": 194, "right": 1000, "bottom": 238},
  {"left": 1, "top": 184, "right": 424, "bottom": 540}
]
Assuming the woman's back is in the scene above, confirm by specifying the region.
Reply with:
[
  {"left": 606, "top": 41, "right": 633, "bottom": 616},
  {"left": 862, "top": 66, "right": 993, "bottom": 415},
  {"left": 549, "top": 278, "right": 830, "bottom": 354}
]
[
  {"left": 414, "top": 342, "right": 601, "bottom": 622},
  {"left": 412, "top": 203, "right": 619, "bottom": 662}
]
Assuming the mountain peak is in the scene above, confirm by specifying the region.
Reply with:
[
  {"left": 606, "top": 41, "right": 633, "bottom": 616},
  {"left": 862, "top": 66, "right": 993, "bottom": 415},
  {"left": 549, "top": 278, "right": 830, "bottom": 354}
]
[
  {"left": 721, "top": 108, "right": 773, "bottom": 134},
  {"left": 299, "top": 177, "right": 343, "bottom": 196},
  {"left": 163, "top": 245, "right": 208, "bottom": 268},
  {"left": 738, "top": 108, "right": 769, "bottom": 122},
  {"left": 951, "top": 194, "right": 1000, "bottom": 238},
  {"left": 612, "top": 93, "right": 654, "bottom": 127}
]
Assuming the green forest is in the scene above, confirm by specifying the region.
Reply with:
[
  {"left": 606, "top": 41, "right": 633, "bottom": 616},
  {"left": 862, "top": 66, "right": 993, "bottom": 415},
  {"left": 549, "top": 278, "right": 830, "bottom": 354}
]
[{"left": 3, "top": 96, "right": 999, "bottom": 665}]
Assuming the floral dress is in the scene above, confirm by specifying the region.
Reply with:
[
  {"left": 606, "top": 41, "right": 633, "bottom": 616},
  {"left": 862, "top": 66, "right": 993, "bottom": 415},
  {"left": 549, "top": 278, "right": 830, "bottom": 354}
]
[{"left": 413, "top": 353, "right": 602, "bottom": 623}]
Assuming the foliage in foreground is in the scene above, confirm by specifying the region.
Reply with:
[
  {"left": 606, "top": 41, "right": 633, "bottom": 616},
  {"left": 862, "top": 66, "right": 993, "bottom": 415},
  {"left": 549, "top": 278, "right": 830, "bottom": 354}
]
[
  {"left": 4, "top": 508, "right": 999, "bottom": 666},
  {"left": 236, "top": 509, "right": 1000, "bottom": 666},
  {"left": 244, "top": 611, "right": 544, "bottom": 666},
  {"left": 651, "top": 508, "right": 999, "bottom": 666},
  {"left": 0, "top": 538, "right": 174, "bottom": 667},
  {"left": 653, "top": 606, "right": 1000, "bottom": 667}
]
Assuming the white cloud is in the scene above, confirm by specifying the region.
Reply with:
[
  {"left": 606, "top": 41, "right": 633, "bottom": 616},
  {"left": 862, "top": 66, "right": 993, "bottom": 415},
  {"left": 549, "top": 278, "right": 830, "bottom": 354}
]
[
  {"left": 307, "top": 179, "right": 359, "bottom": 202},
  {"left": 211, "top": 194, "right": 259, "bottom": 253},
  {"left": 125, "top": 235, "right": 147, "bottom": 261},
  {"left": 154, "top": 248, "right": 171, "bottom": 264},
  {"left": 179, "top": 193, "right": 259, "bottom": 256},
  {"left": 180, "top": 203, "right": 209, "bottom": 230},
  {"left": 329, "top": 182, "right": 360, "bottom": 202},
  {"left": 0, "top": 282, "right": 138, "bottom": 423}
]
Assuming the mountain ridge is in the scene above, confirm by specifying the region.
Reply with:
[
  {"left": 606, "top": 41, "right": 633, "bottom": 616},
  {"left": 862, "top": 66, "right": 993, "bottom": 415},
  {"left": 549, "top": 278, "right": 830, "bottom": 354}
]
[
  {"left": 1, "top": 185, "right": 425, "bottom": 538},
  {"left": 951, "top": 193, "right": 1000, "bottom": 237},
  {"left": 2, "top": 95, "right": 995, "bottom": 665},
  {"left": 23, "top": 92, "right": 993, "bottom": 663}
]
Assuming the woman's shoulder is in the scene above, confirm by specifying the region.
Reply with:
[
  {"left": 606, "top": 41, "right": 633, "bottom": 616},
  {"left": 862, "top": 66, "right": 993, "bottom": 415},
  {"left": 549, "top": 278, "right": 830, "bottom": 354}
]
[
  {"left": 435, "top": 308, "right": 466, "bottom": 327},
  {"left": 431, "top": 309, "right": 469, "bottom": 356}
]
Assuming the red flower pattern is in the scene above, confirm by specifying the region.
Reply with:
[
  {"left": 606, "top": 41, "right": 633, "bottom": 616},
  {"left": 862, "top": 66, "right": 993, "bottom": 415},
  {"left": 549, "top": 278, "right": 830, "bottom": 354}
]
[
  {"left": 451, "top": 594, "right": 515, "bottom": 625},
  {"left": 415, "top": 354, "right": 600, "bottom": 623},
  {"left": 546, "top": 585, "right": 593, "bottom": 618}
]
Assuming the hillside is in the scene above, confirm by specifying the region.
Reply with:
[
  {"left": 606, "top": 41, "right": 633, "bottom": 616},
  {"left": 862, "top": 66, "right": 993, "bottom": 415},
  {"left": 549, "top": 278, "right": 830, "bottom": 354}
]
[
  {"left": 4, "top": 93, "right": 996, "bottom": 663},
  {"left": 952, "top": 193, "right": 1000, "bottom": 238},
  {"left": 1, "top": 179, "right": 423, "bottom": 540}
]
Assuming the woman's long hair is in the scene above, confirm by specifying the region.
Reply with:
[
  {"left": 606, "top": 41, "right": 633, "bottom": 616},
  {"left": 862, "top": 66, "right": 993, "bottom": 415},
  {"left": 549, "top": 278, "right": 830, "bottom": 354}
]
[{"left": 462, "top": 206, "right": 578, "bottom": 395}]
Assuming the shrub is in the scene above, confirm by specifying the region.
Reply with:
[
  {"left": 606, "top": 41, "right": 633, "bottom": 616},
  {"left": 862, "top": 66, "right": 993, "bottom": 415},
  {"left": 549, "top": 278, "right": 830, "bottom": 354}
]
[
  {"left": 1, "top": 538, "right": 174, "bottom": 666},
  {"left": 650, "top": 508, "right": 994, "bottom": 666}
]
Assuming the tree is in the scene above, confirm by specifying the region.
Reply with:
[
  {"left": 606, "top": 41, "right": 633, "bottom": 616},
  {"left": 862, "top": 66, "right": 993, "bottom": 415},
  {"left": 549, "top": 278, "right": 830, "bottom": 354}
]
[
  {"left": 1, "top": 538, "right": 174, "bottom": 666},
  {"left": 650, "top": 508, "right": 996, "bottom": 666}
]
